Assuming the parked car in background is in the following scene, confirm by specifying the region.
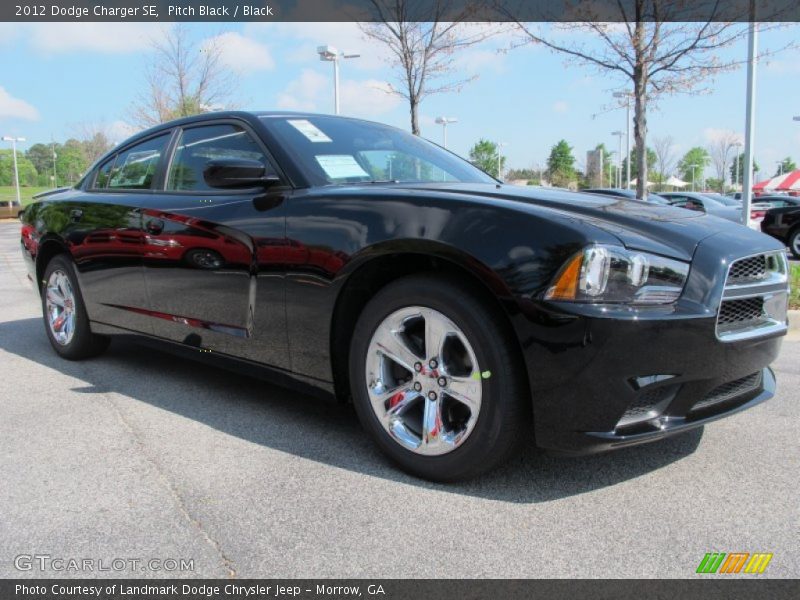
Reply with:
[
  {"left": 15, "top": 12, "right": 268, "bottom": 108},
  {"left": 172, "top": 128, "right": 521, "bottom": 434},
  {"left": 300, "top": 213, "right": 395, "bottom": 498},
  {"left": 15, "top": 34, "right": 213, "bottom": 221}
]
[
  {"left": 659, "top": 192, "right": 743, "bottom": 224},
  {"left": 583, "top": 188, "right": 670, "bottom": 205},
  {"left": 761, "top": 202, "right": 800, "bottom": 258},
  {"left": 0, "top": 200, "right": 21, "bottom": 219},
  {"left": 19, "top": 111, "right": 789, "bottom": 481},
  {"left": 703, "top": 193, "right": 740, "bottom": 207}
]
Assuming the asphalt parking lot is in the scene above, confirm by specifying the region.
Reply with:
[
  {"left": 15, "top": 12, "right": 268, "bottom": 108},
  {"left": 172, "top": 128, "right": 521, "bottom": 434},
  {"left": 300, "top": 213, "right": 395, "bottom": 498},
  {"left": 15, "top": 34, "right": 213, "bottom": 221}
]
[{"left": 0, "top": 221, "right": 798, "bottom": 579}]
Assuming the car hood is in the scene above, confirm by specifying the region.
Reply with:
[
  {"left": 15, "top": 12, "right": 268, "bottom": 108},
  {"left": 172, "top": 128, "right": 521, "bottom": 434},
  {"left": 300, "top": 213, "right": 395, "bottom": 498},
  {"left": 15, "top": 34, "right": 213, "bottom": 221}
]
[{"left": 386, "top": 183, "right": 770, "bottom": 262}]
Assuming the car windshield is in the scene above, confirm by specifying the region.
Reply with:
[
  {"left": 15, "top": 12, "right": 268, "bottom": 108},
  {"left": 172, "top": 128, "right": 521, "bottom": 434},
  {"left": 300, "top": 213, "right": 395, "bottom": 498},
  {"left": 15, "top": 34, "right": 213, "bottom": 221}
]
[{"left": 261, "top": 115, "right": 496, "bottom": 186}]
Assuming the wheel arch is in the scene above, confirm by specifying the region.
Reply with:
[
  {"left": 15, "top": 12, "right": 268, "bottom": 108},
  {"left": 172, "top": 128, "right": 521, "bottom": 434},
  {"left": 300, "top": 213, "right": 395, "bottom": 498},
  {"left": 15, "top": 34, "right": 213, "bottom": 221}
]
[
  {"left": 329, "top": 242, "right": 529, "bottom": 405},
  {"left": 35, "top": 236, "right": 71, "bottom": 294}
]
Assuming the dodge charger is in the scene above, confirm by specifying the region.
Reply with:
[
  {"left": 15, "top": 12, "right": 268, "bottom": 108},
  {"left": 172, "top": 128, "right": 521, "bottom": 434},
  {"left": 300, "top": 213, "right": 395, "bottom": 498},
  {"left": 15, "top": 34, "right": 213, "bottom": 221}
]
[{"left": 19, "top": 111, "right": 789, "bottom": 481}]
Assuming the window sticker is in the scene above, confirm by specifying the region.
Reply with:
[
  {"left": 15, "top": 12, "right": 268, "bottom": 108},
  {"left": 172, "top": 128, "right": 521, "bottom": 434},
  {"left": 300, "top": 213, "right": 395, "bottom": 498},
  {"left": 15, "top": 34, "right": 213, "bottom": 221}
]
[
  {"left": 287, "top": 119, "right": 332, "bottom": 143},
  {"left": 315, "top": 155, "right": 370, "bottom": 179}
]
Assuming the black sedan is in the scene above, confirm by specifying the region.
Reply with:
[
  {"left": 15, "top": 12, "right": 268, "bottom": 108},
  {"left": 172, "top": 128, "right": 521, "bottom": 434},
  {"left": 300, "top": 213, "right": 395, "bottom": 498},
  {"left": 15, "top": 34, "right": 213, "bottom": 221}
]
[
  {"left": 19, "top": 111, "right": 789, "bottom": 481},
  {"left": 761, "top": 199, "right": 800, "bottom": 258},
  {"left": 583, "top": 188, "right": 670, "bottom": 205}
]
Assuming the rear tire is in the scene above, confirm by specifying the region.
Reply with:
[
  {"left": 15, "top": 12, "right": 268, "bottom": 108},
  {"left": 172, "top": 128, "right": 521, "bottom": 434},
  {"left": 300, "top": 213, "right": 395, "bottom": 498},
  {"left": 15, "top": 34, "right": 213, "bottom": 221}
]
[
  {"left": 349, "top": 273, "right": 529, "bottom": 482},
  {"left": 41, "top": 254, "right": 110, "bottom": 360}
]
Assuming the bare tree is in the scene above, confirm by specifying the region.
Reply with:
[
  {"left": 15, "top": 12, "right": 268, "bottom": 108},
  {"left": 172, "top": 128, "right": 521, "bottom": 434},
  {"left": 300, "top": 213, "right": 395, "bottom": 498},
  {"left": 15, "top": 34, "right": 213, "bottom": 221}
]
[
  {"left": 131, "top": 25, "right": 236, "bottom": 128},
  {"left": 71, "top": 122, "right": 114, "bottom": 163},
  {"left": 360, "top": 1, "right": 496, "bottom": 135},
  {"left": 707, "top": 130, "right": 742, "bottom": 192},
  {"left": 652, "top": 135, "right": 676, "bottom": 182},
  {"left": 502, "top": 3, "right": 787, "bottom": 199}
]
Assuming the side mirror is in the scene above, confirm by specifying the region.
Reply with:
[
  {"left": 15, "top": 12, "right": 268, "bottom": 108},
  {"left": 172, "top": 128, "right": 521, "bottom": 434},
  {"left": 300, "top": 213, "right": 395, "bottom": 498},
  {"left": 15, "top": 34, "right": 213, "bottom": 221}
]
[{"left": 203, "top": 158, "right": 280, "bottom": 189}]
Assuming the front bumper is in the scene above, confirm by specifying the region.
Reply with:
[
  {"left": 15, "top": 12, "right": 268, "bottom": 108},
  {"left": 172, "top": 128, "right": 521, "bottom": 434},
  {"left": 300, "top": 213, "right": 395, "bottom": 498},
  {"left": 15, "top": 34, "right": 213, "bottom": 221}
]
[{"left": 514, "top": 306, "right": 782, "bottom": 454}]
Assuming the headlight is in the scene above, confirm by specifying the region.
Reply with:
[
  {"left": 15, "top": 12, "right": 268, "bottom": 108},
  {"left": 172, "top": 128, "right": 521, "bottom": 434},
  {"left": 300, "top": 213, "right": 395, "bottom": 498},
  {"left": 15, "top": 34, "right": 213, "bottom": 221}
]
[{"left": 545, "top": 245, "right": 689, "bottom": 304}]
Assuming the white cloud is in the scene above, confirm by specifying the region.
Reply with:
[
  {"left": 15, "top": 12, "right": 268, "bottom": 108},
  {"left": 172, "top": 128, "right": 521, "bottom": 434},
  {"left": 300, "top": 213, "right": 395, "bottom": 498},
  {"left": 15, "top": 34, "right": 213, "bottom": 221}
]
[
  {"left": 0, "top": 87, "right": 39, "bottom": 121},
  {"left": 276, "top": 69, "right": 328, "bottom": 111},
  {"left": 23, "top": 22, "right": 165, "bottom": 54},
  {"left": 339, "top": 79, "right": 401, "bottom": 117},
  {"left": 204, "top": 32, "right": 274, "bottom": 74},
  {"left": 703, "top": 127, "right": 742, "bottom": 144},
  {"left": 276, "top": 69, "right": 400, "bottom": 118},
  {"left": 107, "top": 120, "right": 139, "bottom": 144},
  {"left": 553, "top": 100, "right": 569, "bottom": 113},
  {"left": 248, "top": 22, "right": 390, "bottom": 71}
]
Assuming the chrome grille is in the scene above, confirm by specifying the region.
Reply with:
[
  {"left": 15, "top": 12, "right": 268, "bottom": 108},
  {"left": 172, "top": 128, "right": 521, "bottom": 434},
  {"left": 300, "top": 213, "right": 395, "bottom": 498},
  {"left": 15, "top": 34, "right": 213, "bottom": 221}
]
[
  {"left": 716, "top": 252, "right": 789, "bottom": 341},
  {"left": 728, "top": 255, "right": 767, "bottom": 283},
  {"left": 718, "top": 297, "right": 765, "bottom": 326},
  {"left": 692, "top": 372, "right": 762, "bottom": 412}
]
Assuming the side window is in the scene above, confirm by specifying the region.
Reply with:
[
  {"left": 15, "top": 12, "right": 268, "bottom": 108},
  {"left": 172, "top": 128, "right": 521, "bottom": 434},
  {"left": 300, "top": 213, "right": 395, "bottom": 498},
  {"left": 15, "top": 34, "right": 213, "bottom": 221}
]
[
  {"left": 108, "top": 134, "right": 170, "bottom": 190},
  {"left": 94, "top": 156, "right": 116, "bottom": 189},
  {"left": 167, "top": 124, "right": 269, "bottom": 191}
]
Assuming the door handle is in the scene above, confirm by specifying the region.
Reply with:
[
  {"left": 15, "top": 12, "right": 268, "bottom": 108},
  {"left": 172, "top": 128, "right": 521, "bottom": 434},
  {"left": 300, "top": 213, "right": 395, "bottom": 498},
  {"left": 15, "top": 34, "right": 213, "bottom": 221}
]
[{"left": 146, "top": 218, "right": 164, "bottom": 235}]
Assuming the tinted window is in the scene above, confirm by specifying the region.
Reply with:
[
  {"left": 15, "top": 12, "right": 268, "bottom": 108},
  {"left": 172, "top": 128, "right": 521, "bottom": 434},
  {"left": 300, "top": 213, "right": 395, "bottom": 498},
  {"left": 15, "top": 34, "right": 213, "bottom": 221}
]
[
  {"left": 167, "top": 124, "right": 268, "bottom": 191},
  {"left": 261, "top": 115, "right": 495, "bottom": 186},
  {"left": 94, "top": 157, "right": 115, "bottom": 189},
  {"left": 108, "top": 134, "right": 169, "bottom": 190}
]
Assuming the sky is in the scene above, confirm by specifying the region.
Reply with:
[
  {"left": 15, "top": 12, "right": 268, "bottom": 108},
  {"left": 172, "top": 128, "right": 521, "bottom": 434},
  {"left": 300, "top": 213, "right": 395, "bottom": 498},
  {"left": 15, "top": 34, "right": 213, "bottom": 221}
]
[{"left": 0, "top": 21, "right": 799, "bottom": 182}]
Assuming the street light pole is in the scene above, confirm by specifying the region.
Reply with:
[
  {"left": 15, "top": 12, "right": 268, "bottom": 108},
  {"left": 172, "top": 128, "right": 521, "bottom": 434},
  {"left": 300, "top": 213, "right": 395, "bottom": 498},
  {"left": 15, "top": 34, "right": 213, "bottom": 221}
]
[
  {"left": 613, "top": 92, "right": 632, "bottom": 189},
  {"left": 2, "top": 136, "right": 26, "bottom": 206},
  {"left": 496, "top": 142, "right": 508, "bottom": 181},
  {"left": 612, "top": 131, "right": 624, "bottom": 188},
  {"left": 317, "top": 45, "right": 360, "bottom": 115},
  {"left": 741, "top": 20, "right": 758, "bottom": 228},
  {"left": 434, "top": 117, "right": 458, "bottom": 149}
]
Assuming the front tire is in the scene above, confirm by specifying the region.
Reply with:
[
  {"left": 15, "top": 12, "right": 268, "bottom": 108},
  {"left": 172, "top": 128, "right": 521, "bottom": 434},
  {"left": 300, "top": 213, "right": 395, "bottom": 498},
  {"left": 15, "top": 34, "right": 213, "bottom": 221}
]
[
  {"left": 789, "top": 229, "right": 800, "bottom": 260},
  {"left": 41, "top": 254, "right": 109, "bottom": 360},
  {"left": 349, "top": 274, "right": 529, "bottom": 481}
]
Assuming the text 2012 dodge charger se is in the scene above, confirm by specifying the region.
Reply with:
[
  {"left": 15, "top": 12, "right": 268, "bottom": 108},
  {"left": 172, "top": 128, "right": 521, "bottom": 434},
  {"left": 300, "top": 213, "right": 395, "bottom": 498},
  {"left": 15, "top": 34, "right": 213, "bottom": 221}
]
[{"left": 20, "top": 112, "right": 789, "bottom": 481}]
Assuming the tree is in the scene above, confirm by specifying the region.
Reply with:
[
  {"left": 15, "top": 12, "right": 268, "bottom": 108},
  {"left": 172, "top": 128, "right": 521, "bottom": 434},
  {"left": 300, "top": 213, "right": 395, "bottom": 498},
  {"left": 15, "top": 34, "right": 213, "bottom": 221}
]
[
  {"left": 621, "top": 147, "right": 656, "bottom": 182},
  {"left": 775, "top": 157, "right": 796, "bottom": 177},
  {"left": 0, "top": 149, "right": 38, "bottom": 187},
  {"left": 131, "top": 25, "right": 236, "bottom": 127},
  {"left": 503, "top": 5, "right": 764, "bottom": 200},
  {"left": 706, "top": 131, "right": 741, "bottom": 192},
  {"left": 547, "top": 140, "right": 576, "bottom": 187},
  {"left": 56, "top": 139, "right": 90, "bottom": 185},
  {"left": 26, "top": 143, "right": 58, "bottom": 185},
  {"left": 469, "top": 139, "right": 505, "bottom": 178},
  {"left": 677, "top": 147, "right": 711, "bottom": 187},
  {"left": 360, "top": 1, "right": 494, "bottom": 135},
  {"left": 652, "top": 135, "right": 676, "bottom": 182},
  {"left": 730, "top": 153, "right": 760, "bottom": 187}
]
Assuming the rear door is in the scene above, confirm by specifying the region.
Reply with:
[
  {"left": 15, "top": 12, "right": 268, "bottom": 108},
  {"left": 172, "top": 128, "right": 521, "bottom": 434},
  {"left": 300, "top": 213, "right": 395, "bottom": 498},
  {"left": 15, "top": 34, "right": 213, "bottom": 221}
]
[{"left": 137, "top": 120, "right": 290, "bottom": 368}]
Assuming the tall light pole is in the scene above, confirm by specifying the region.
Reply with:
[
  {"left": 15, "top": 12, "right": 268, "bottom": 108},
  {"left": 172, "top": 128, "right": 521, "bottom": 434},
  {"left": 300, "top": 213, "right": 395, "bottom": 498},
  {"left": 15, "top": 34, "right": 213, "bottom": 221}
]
[
  {"left": 613, "top": 92, "right": 632, "bottom": 189},
  {"left": 2, "top": 136, "right": 25, "bottom": 206},
  {"left": 611, "top": 130, "right": 624, "bottom": 188},
  {"left": 317, "top": 45, "right": 360, "bottom": 115},
  {"left": 689, "top": 163, "right": 699, "bottom": 191},
  {"left": 741, "top": 20, "right": 758, "bottom": 228},
  {"left": 434, "top": 117, "right": 458, "bottom": 149},
  {"left": 51, "top": 140, "right": 58, "bottom": 188},
  {"left": 496, "top": 142, "right": 508, "bottom": 181}
]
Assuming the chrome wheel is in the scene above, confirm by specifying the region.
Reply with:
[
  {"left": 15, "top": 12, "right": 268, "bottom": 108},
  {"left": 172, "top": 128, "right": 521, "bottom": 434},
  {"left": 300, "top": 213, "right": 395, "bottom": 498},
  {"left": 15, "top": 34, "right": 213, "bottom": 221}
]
[
  {"left": 792, "top": 233, "right": 800, "bottom": 257},
  {"left": 365, "top": 306, "right": 483, "bottom": 456},
  {"left": 45, "top": 269, "right": 76, "bottom": 346}
]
